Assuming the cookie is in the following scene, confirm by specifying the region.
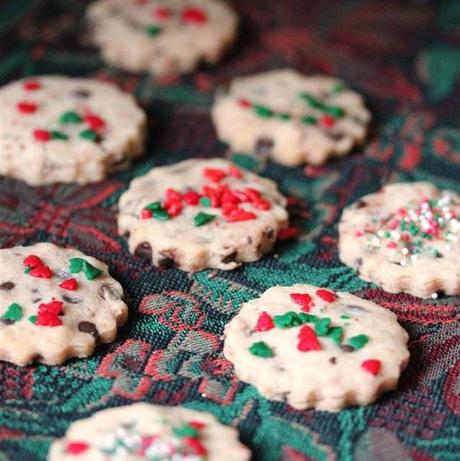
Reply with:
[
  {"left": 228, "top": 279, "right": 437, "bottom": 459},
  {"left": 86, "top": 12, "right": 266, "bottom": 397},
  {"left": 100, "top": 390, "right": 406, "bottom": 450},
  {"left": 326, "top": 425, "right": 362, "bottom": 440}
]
[
  {"left": 0, "top": 243, "right": 127, "bottom": 366},
  {"left": 0, "top": 76, "right": 146, "bottom": 185},
  {"left": 224, "top": 284, "right": 409, "bottom": 412},
  {"left": 118, "top": 158, "right": 289, "bottom": 272},
  {"left": 87, "top": 0, "right": 238, "bottom": 76},
  {"left": 48, "top": 403, "right": 251, "bottom": 460},
  {"left": 339, "top": 182, "right": 460, "bottom": 298},
  {"left": 212, "top": 69, "right": 371, "bottom": 166}
]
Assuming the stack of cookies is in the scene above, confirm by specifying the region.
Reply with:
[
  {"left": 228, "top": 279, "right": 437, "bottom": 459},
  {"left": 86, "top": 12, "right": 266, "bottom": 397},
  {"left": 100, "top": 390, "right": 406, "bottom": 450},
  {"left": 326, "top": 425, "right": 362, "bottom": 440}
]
[{"left": 0, "top": 1, "right": 458, "bottom": 460}]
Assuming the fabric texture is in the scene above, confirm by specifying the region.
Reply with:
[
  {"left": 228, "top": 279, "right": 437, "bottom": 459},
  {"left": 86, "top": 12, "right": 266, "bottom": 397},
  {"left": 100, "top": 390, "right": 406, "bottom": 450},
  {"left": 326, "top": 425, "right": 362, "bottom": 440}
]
[{"left": 0, "top": 1, "right": 459, "bottom": 460}]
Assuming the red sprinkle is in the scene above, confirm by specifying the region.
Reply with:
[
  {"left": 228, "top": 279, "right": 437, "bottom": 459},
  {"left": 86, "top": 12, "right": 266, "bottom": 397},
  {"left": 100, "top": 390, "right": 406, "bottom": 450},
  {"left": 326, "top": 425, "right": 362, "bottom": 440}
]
[
  {"left": 253, "top": 199, "right": 271, "bottom": 210},
  {"left": 153, "top": 6, "right": 171, "bottom": 19},
  {"left": 183, "top": 436, "right": 208, "bottom": 456},
  {"left": 33, "top": 129, "right": 51, "bottom": 142},
  {"left": 183, "top": 191, "right": 201, "bottom": 206},
  {"left": 316, "top": 289, "right": 336, "bottom": 303},
  {"left": 189, "top": 421, "right": 207, "bottom": 430},
  {"left": 228, "top": 165, "right": 242, "bottom": 178},
  {"left": 320, "top": 114, "right": 335, "bottom": 128},
  {"left": 277, "top": 227, "right": 298, "bottom": 240},
  {"left": 386, "top": 242, "right": 397, "bottom": 248},
  {"left": 39, "top": 300, "right": 63, "bottom": 315},
  {"left": 30, "top": 265, "right": 53, "bottom": 279},
  {"left": 255, "top": 311, "right": 274, "bottom": 331},
  {"left": 203, "top": 168, "right": 227, "bottom": 183},
  {"left": 297, "top": 325, "right": 321, "bottom": 352},
  {"left": 226, "top": 209, "right": 257, "bottom": 222},
  {"left": 166, "top": 188, "right": 182, "bottom": 201},
  {"left": 17, "top": 101, "right": 38, "bottom": 114},
  {"left": 361, "top": 359, "right": 382, "bottom": 376},
  {"left": 36, "top": 312, "right": 62, "bottom": 326},
  {"left": 355, "top": 230, "right": 364, "bottom": 237},
  {"left": 84, "top": 114, "right": 105, "bottom": 131},
  {"left": 59, "top": 278, "right": 78, "bottom": 291},
  {"left": 237, "top": 98, "right": 251, "bottom": 108},
  {"left": 290, "top": 293, "right": 312, "bottom": 312},
  {"left": 140, "top": 208, "right": 153, "bottom": 219},
  {"left": 181, "top": 7, "right": 207, "bottom": 24},
  {"left": 66, "top": 441, "right": 90, "bottom": 455},
  {"left": 164, "top": 200, "right": 182, "bottom": 217},
  {"left": 24, "top": 255, "right": 43, "bottom": 268},
  {"left": 23, "top": 80, "right": 42, "bottom": 91}
]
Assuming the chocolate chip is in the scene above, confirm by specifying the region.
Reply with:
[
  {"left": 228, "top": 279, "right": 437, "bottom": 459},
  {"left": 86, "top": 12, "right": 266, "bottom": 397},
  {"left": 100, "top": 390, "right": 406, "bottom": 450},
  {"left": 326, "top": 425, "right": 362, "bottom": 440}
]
[
  {"left": 32, "top": 298, "right": 42, "bottom": 304},
  {"left": 1, "top": 319, "right": 15, "bottom": 326},
  {"left": 73, "top": 89, "right": 90, "bottom": 98},
  {"left": 354, "top": 200, "right": 367, "bottom": 209},
  {"left": 63, "top": 294, "right": 82, "bottom": 304},
  {"left": 254, "top": 137, "right": 274, "bottom": 157},
  {"left": 327, "top": 131, "right": 345, "bottom": 142},
  {"left": 0, "top": 282, "right": 15, "bottom": 291},
  {"left": 78, "top": 321, "right": 99, "bottom": 340},
  {"left": 134, "top": 242, "right": 152, "bottom": 263},
  {"left": 264, "top": 228, "right": 274, "bottom": 239},
  {"left": 99, "top": 284, "right": 122, "bottom": 301},
  {"left": 158, "top": 256, "right": 176, "bottom": 269},
  {"left": 221, "top": 251, "right": 237, "bottom": 264},
  {"left": 344, "top": 304, "right": 367, "bottom": 313},
  {"left": 329, "top": 357, "right": 337, "bottom": 364},
  {"left": 340, "top": 345, "right": 355, "bottom": 353},
  {"left": 352, "top": 115, "right": 365, "bottom": 125}
]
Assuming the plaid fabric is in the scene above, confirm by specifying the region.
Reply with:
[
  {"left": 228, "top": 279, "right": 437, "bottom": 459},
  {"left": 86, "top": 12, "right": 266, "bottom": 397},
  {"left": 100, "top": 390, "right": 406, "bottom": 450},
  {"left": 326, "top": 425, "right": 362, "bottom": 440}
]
[{"left": 0, "top": 1, "right": 459, "bottom": 460}]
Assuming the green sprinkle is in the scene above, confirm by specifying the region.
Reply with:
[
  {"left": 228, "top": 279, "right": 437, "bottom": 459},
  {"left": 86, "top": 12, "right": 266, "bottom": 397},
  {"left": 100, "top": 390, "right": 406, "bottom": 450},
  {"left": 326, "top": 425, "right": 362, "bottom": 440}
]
[
  {"left": 301, "top": 115, "right": 317, "bottom": 125},
  {"left": 347, "top": 334, "right": 369, "bottom": 350},
  {"left": 24, "top": 267, "right": 31, "bottom": 274},
  {"left": 314, "top": 317, "right": 331, "bottom": 336},
  {"left": 299, "top": 92, "right": 324, "bottom": 109},
  {"left": 273, "top": 311, "right": 303, "bottom": 328},
  {"left": 2, "top": 303, "right": 23, "bottom": 322},
  {"left": 60, "top": 111, "right": 82, "bottom": 124},
  {"left": 152, "top": 209, "right": 170, "bottom": 221},
  {"left": 79, "top": 129, "right": 98, "bottom": 141},
  {"left": 144, "top": 201, "right": 162, "bottom": 211},
  {"left": 28, "top": 315, "right": 37, "bottom": 324},
  {"left": 253, "top": 104, "right": 274, "bottom": 118},
  {"left": 249, "top": 341, "right": 273, "bottom": 358},
  {"left": 194, "top": 212, "right": 216, "bottom": 227},
  {"left": 199, "top": 197, "right": 212, "bottom": 208},
  {"left": 332, "top": 82, "right": 345, "bottom": 94},
  {"left": 340, "top": 314, "right": 351, "bottom": 320},
  {"left": 69, "top": 258, "right": 103, "bottom": 281},
  {"left": 298, "top": 313, "right": 318, "bottom": 323},
  {"left": 173, "top": 425, "right": 199, "bottom": 438},
  {"left": 145, "top": 24, "right": 162, "bottom": 36},
  {"left": 327, "top": 326, "right": 343, "bottom": 345},
  {"left": 324, "top": 105, "right": 345, "bottom": 118},
  {"left": 51, "top": 130, "right": 69, "bottom": 141},
  {"left": 277, "top": 112, "right": 291, "bottom": 121}
]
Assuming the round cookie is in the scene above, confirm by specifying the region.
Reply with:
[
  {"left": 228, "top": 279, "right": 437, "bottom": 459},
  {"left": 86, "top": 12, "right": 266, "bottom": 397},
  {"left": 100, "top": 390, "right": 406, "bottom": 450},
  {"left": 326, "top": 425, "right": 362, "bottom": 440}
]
[
  {"left": 118, "top": 158, "right": 289, "bottom": 272},
  {"left": 48, "top": 403, "right": 251, "bottom": 460},
  {"left": 224, "top": 284, "right": 409, "bottom": 412},
  {"left": 339, "top": 182, "right": 460, "bottom": 298},
  {"left": 87, "top": 0, "right": 238, "bottom": 76},
  {"left": 0, "top": 76, "right": 146, "bottom": 185},
  {"left": 0, "top": 243, "right": 128, "bottom": 366},
  {"left": 212, "top": 69, "right": 370, "bottom": 166}
]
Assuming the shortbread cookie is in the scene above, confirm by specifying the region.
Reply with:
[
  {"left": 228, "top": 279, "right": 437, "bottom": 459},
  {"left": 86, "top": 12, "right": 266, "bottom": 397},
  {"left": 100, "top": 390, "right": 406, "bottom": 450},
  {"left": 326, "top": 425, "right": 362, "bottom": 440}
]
[
  {"left": 212, "top": 69, "right": 370, "bottom": 166},
  {"left": 87, "top": 0, "right": 238, "bottom": 76},
  {"left": 339, "top": 182, "right": 460, "bottom": 298},
  {"left": 118, "top": 158, "right": 289, "bottom": 272},
  {"left": 48, "top": 403, "right": 251, "bottom": 460},
  {"left": 224, "top": 284, "right": 409, "bottom": 412},
  {"left": 0, "top": 76, "right": 146, "bottom": 185},
  {"left": 0, "top": 243, "right": 127, "bottom": 366}
]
